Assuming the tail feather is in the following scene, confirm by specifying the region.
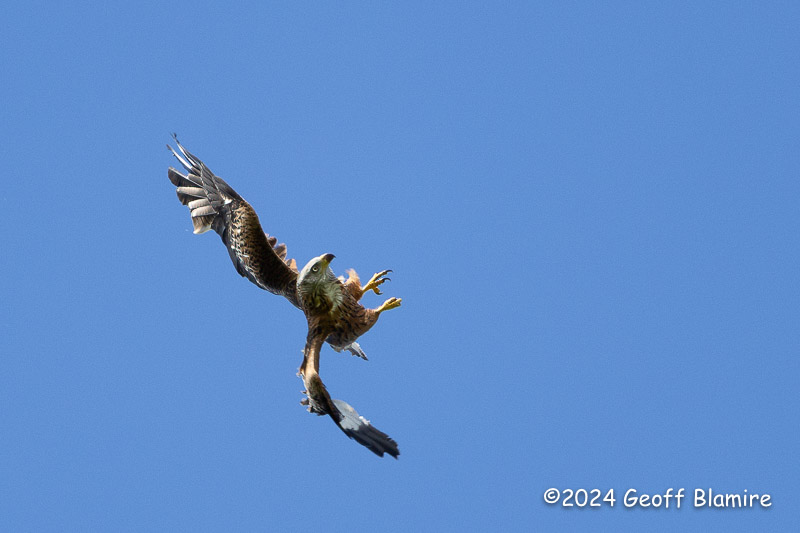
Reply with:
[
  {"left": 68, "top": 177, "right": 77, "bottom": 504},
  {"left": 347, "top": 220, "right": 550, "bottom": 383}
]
[
  {"left": 303, "top": 372, "right": 398, "bottom": 458},
  {"left": 345, "top": 342, "right": 368, "bottom": 360},
  {"left": 331, "top": 398, "right": 400, "bottom": 459}
]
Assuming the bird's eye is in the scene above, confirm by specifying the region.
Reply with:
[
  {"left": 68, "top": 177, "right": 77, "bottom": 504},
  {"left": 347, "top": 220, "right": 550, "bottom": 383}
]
[{"left": 311, "top": 265, "right": 319, "bottom": 273}]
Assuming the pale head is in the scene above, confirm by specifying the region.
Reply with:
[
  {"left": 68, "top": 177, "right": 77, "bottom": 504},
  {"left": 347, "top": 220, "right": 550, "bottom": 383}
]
[{"left": 297, "top": 253, "right": 337, "bottom": 290}]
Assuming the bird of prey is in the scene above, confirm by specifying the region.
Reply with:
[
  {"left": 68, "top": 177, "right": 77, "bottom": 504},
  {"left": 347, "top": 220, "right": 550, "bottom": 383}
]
[{"left": 166, "top": 135, "right": 401, "bottom": 458}]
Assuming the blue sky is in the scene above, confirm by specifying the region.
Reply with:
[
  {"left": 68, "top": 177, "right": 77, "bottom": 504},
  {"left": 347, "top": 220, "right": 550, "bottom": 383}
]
[{"left": 1, "top": 2, "right": 798, "bottom": 531}]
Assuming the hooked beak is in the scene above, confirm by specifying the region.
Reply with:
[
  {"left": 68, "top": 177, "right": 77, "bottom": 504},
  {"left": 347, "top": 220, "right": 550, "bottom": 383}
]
[{"left": 320, "top": 253, "right": 335, "bottom": 266}]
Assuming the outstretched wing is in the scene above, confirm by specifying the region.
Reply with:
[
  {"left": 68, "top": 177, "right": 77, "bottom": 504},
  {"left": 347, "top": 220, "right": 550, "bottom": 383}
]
[
  {"left": 167, "top": 135, "right": 300, "bottom": 307},
  {"left": 300, "top": 334, "right": 400, "bottom": 458}
]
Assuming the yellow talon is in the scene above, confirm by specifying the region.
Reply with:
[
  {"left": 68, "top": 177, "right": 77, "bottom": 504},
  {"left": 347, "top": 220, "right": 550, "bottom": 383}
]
[
  {"left": 362, "top": 269, "right": 392, "bottom": 296},
  {"left": 377, "top": 297, "right": 402, "bottom": 313}
]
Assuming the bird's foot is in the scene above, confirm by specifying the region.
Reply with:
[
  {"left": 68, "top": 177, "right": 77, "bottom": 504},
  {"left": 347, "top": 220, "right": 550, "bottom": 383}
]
[
  {"left": 301, "top": 392, "right": 326, "bottom": 415},
  {"left": 361, "top": 269, "right": 392, "bottom": 296},
  {"left": 376, "top": 297, "right": 402, "bottom": 313}
]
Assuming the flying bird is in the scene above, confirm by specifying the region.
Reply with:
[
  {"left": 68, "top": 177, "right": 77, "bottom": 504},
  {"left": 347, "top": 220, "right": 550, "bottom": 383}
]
[{"left": 166, "top": 135, "right": 401, "bottom": 458}]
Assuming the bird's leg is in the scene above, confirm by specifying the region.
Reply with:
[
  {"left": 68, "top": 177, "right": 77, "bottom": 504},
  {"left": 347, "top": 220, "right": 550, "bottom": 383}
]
[
  {"left": 375, "top": 297, "right": 402, "bottom": 314},
  {"left": 361, "top": 269, "right": 392, "bottom": 296}
]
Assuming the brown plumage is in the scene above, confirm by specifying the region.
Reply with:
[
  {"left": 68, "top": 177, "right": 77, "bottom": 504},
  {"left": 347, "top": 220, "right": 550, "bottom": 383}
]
[{"left": 167, "top": 135, "right": 401, "bottom": 458}]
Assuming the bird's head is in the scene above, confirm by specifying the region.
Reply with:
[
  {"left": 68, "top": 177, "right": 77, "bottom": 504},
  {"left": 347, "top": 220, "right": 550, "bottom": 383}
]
[{"left": 297, "top": 253, "right": 337, "bottom": 289}]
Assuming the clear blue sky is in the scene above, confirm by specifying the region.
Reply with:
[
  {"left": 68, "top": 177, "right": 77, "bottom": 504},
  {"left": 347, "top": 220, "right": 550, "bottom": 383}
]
[{"left": 1, "top": 2, "right": 798, "bottom": 531}]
